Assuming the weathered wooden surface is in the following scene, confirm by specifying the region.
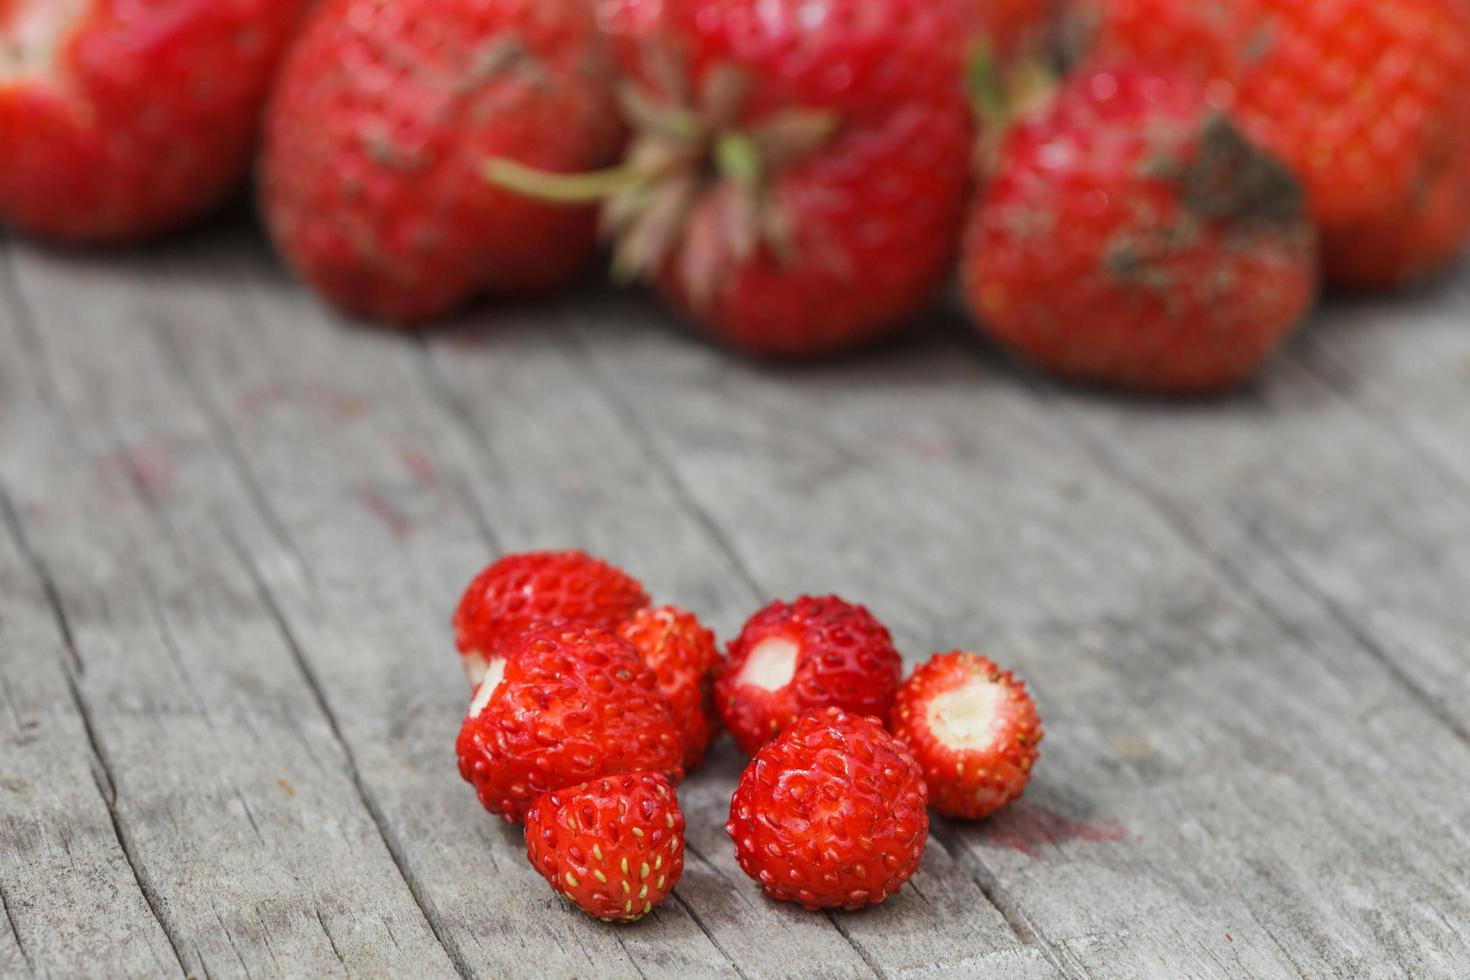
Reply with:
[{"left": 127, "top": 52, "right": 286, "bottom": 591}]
[{"left": 0, "top": 220, "right": 1467, "bottom": 980}]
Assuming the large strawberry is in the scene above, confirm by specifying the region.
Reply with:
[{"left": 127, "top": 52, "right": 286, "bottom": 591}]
[
  {"left": 964, "top": 67, "right": 1317, "bottom": 394},
  {"left": 1066, "top": 0, "right": 1470, "bottom": 290},
  {"left": 260, "top": 0, "right": 624, "bottom": 324},
  {"left": 489, "top": 0, "right": 976, "bottom": 358},
  {"left": 0, "top": 0, "right": 306, "bottom": 244}
]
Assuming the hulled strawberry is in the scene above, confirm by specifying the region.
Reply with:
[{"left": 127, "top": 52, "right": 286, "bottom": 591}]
[
  {"left": 488, "top": 0, "right": 975, "bottom": 358},
  {"left": 260, "top": 0, "right": 624, "bottom": 323},
  {"left": 0, "top": 0, "right": 306, "bottom": 244},
  {"left": 1067, "top": 0, "right": 1470, "bottom": 290},
  {"left": 963, "top": 67, "right": 1317, "bottom": 393},
  {"left": 890, "top": 652, "right": 1042, "bottom": 819},
  {"left": 453, "top": 550, "right": 649, "bottom": 687},
  {"left": 618, "top": 606, "right": 723, "bottom": 770},
  {"left": 715, "top": 595, "right": 902, "bottom": 754},
  {"left": 726, "top": 708, "right": 928, "bottom": 910},
  {"left": 456, "top": 623, "right": 683, "bottom": 822},
  {"left": 525, "top": 771, "right": 686, "bottom": 922}
]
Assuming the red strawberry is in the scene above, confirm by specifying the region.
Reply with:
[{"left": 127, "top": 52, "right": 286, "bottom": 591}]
[
  {"left": 1067, "top": 0, "right": 1470, "bottom": 290},
  {"left": 453, "top": 551, "right": 649, "bottom": 687},
  {"left": 889, "top": 652, "right": 1042, "bottom": 819},
  {"left": 489, "top": 0, "right": 975, "bottom": 358},
  {"left": 963, "top": 67, "right": 1317, "bottom": 394},
  {"left": 524, "top": 771, "right": 685, "bottom": 922},
  {"left": 456, "top": 623, "right": 683, "bottom": 822},
  {"left": 617, "top": 606, "right": 723, "bottom": 770},
  {"left": 726, "top": 708, "right": 928, "bottom": 910},
  {"left": 259, "top": 0, "right": 624, "bottom": 324},
  {"left": 0, "top": 0, "right": 306, "bottom": 244},
  {"left": 968, "top": 0, "right": 1054, "bottom": 60},
  {"left": 715, "top": 596, "right": 902, "bottom": 755}
]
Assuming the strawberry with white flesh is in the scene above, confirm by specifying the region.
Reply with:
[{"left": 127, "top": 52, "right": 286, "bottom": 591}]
[
  {"left": 889, "top": 651, "right": 1042, "bottom": 819},
  {"left": 715, "top": 595, "right": 902, "bottom": 754}
]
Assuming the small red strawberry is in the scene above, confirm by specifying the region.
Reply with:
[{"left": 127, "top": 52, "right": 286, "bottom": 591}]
[
  {"left": 889, "top": 652, "right": 1042, "bottom": 820},
  {"left": 259, "top": 0, "right": 624, "bottom": 323},
  {"left": 617, "top": 606, "right": 723, "bottom": 770},
  {"left": 726, "top": 708, "right": 928, "bottom": 910},
  {"left": 456, "top": 623, "right": 683, "bottom": 822},
  {"left": 715, "top": 596, "right": 902, "bottom": 755},
  {"left": 488, "top": 0, "right": 976, "bottom": 358},
  {"left": 0, "top": 0, "right": 307, "bottom": 244},
  {"left": 1067, "top": 0, "right": 1470, "bottom": 290},
  {"left": 525, "top": 771, "right": 686, "bottom": 922},
  {"left": 963, "top": 67, "right": 1317, "bottom": 394},
  {"left": 453, "top": 550, "right": 649, "bottom": 687}
]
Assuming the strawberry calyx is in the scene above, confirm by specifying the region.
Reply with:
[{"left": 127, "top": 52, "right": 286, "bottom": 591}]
[
  {"left": 968, "top": 42, "right": 1057, "bottom": 173},
  {"left": 485, "top": 63, "right": 840, "bottom": 305}
]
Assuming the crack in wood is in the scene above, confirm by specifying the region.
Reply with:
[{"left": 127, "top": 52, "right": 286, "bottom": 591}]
[
  {"left": 226, "top": 532, "right": 473, "bottom": 980},
  {"left": 668, "top": 891, "right": 750, "bottom": 980},
  {"left": 0, "top": 485, "right": 82, "bottom": 675},
  {"left": 315, "top": 908, "right": 349, "bottom": 973},
  {"left": 824, "top": 911, "right": 887, "bottom": 980},
  {"left": 0, "top": 877, "right": 34, "bottom": 976}
]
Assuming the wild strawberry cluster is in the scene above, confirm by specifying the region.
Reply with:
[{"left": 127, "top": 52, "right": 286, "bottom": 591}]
[
  {"left": 451, "top": 550, "right": 1043, "bottom": 919},
  {"left": 4, "top": 0, "right": 1467, "bottom": 394}
]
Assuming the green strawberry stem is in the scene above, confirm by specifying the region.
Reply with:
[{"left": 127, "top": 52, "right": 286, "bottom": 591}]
[{"left": 484, "top": 159, "right": 642, "bottom": 203}]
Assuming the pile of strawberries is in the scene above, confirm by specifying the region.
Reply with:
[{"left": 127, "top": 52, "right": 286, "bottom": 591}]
[
  {"left": 4, "top": 0, "right": 1468, "bottom": 394},
  {"left": 451, "top": 550, "right": 1042, "bottom": 919}
]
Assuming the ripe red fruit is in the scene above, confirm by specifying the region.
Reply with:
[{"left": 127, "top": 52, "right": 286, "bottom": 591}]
[
  {"left": 452, "top": 550, "right": 649, "bottom": 687},
  {"left": 0, "top": 0, "right": 306, "bottom": 244},
  {"left": 456, "top": 623, "right": 683, "bottom": 822},
  {"left": 715, "top": 596, "right": 902, "bottom": 755},
  {"left": 968, "top": 0, "right": 1053, "bottom": 60},
  {"left": 963, "top": 67, "right": 1317, "bottom": 394},
  {"left": 617, "top": 606, "right": 723, "bottom": 770},
  {"left": 1068, "top": 0, "right": 1470, "bottom": 290},
  {"left": 259, "top": 0, "right": 624, "bottom": 323},
  {"left": 889, "top": 652, "right": 1042, "bottom": 819},
  {"left": 524, "top": 771, "right": 686, "bottom": 922},
  {"left": 726, "top": 708, "right": 928, "bottom": 910},
  {"left": 491, "top": 0, "right": 975, "bottom": 358}
]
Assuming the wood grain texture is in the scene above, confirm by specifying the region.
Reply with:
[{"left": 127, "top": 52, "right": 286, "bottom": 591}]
[{"left": 0, "top": 224, "right": 1467, "bottom": 979}]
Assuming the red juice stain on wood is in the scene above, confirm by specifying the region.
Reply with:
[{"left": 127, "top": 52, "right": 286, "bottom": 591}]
[
  {"left": 397, "top": 448, "right": 437, "bottom": 487},
  {"left": 982, "top": 801, "right": 1130, "bottom": 858},
  {"left": 97, "top": 442, "right": 174, "bottom": 503},
  {"left": 355, "top": 487, "right": 412, "bottom": 539}
]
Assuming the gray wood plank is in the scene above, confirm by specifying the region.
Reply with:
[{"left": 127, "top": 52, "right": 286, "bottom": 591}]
[
  {"left": 566, "top": 291, "right": 1470, "bottom": 979},
  {"left": 0, "top": 240, "right": 463, "bottom": 979}
]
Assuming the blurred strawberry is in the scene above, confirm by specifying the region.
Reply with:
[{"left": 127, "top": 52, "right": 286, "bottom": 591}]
[
  {"left": 1066, "top": 0, "right": 1470, "bottom": 290},
  {"left": 489, "top": 0, "right": 976, "bottom": 358},
  {"left": 260, "top": 0, "right": 624, "bottom": 324},
  {"left": 0, "top": 0, "right": 307, "bottom": 244},
  {"left": 963, "top": 67, "right": 1317, "bottom": 394}
]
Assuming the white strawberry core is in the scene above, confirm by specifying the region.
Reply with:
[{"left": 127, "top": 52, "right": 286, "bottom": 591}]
[
  {"left": 736, "top": 636, "right": 798, "bottom": 691},
  {"left": 467, "top": 657, "right": 506, "bottom": 719},
  {"left": 0, "top": 0, "right": 88, "bottom": 83},
  {"left": 462, "top": 650, "right": 490, "bottom": 687},
  {"left": 927, "top": 678, "right": 1005, "bottom": 750}
]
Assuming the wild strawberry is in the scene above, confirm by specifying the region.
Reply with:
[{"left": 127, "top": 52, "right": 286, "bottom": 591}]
[
  {"left": 488, "top": 0, "right": 975, "bottom": 358},
  {"left": 617, "top": 606, "right": 723, "bottom": 770},
  {"left": 968, "top": 0, "right": 1054, "bottom": 61},
  {"left": 726, "top": 708, "right": 928, "bottom": 910},
  {"left": 889, "top": 652, "right": 1042, "bottom": 820},
  {"left": 715, "top": 596, "right": 902, "bottom": 755},
  {"left": 524, "top": 771, "right": 685, "bottom": 922},
  {"left": 963, "top": 67, "right": 1317, "bottom": 394},
  {"left": 259, "top": 0, "right": 624, "bottom": 323},
  {"left": 0, "top": 0, "right": 306, "bottom": 244},
  {"left": 1067, "top": 0, "right": 1470, "bottom": 290},
  {"left": 453, "top": 550, "right": 649, "bottom": 687},
  {"left": 456, "top": 623, "right": 683, "bottom": 822}
]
